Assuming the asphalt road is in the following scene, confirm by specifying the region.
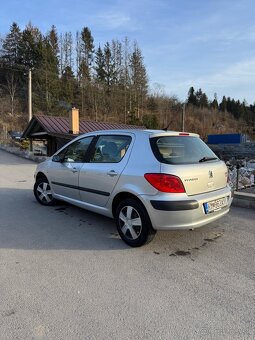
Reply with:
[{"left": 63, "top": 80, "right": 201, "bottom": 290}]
[{"left": 0, "top": 149, "right": 254, "bottom": 340}]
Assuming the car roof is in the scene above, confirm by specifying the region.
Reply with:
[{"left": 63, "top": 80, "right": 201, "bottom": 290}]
[{"left": 78, "top": 129, "right": 199, "bottom": 138}]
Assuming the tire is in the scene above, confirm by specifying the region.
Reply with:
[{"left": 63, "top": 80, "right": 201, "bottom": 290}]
[
  {"left": 34, "top": 177, "right": 57, "bottom": 206},
  {"left": 115, "top": 198, "right": 156, "bottom": 247}
]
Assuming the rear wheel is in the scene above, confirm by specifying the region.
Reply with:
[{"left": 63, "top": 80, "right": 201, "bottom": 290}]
[
  {"left": 34, "top": 177, "right": 57, "bottom": 206},
  {"left": 115, "top": 198, "right": 156, "bottom": 247}
]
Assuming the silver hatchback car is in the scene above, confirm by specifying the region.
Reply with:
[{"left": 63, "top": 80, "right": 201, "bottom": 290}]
[{"left": 34, "top": 129, "right": 232, "bottom": 247}]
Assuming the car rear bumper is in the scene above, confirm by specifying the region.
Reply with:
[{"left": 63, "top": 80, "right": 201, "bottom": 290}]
[{"left": 139, "top": 186, "right": 233, "bottom": 231}]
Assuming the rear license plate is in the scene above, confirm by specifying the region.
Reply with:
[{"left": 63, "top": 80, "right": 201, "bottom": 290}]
[{"left": 204, "top": 197, "right": 228, "bottom": 214}]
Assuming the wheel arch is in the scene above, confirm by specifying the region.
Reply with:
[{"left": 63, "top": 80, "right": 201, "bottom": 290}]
[
  {"left": 113, "top": 192, "right": 156, "bottom": 247},
  {"left": 35, "top": 171, "right": 48, "bottom": 182},
  {"left": 112, "top": 192, "right": 147, "bottom": 218}
]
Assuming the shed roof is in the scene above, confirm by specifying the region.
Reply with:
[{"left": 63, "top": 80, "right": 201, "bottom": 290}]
[{"left": 22, "top": 115, "right": 144, "bottom": 139}]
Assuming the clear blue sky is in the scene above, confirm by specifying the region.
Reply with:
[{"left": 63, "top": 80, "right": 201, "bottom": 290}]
[{"left": 1, "top": 0, "right": 255, "bottom": 104}]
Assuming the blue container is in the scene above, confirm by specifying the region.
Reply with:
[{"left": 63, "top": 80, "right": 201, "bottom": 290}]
[{"left": 207, "top": 134, "right": 246, "bottom": 144}]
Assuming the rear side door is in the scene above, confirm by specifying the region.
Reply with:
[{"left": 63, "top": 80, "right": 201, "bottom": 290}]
[
  {"left": 79, "top": 134, "right": 132, "bottom": 207},
  {"left": 49, "top": 136, "right": 94, "bottom": 200}
]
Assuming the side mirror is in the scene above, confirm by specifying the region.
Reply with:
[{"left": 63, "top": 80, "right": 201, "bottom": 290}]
[{"left": 52, "top": 154, "right": 64, "bottom": 162}]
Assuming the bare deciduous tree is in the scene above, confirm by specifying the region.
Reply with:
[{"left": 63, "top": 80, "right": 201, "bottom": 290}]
[{"left": 5, "top": 72, "right": 18, "bottom": 115}]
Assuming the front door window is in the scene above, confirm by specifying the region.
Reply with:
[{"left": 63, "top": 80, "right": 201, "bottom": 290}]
[{"left": 57, "top": 137, "right": 93, "bottom": 163}]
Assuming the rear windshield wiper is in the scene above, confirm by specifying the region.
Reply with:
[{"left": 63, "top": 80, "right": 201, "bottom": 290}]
[{"left": 199, "top": 156, "right": 218, "bottom": 163}]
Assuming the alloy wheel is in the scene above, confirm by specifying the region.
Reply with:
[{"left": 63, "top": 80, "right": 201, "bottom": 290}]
[
  {"left": 36, "top": 181, "right": 53, "bottom": 204},
  {"left": 118, "top": 205, "right": 142, "bottom": 240}
]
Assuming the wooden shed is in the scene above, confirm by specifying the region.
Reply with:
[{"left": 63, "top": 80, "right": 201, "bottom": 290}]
[{"left": 22, "top": 110, "right": 143, "bottom": 156}]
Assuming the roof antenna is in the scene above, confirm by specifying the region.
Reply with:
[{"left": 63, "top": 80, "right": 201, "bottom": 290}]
[{"left": 162, "top": 122, "right": 171, "bottom": 131}]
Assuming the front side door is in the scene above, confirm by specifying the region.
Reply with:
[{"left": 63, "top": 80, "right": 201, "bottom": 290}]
[
  {"left": 49, "top": 136, "right": 94, "bottom": 200},
  {"left": 79, "top": 134, "right": 133, "bottom": 207}
]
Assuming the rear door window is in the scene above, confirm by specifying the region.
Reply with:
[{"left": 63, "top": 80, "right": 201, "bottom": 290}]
[
  {"left": 150, "top": 136, "right": 218, "bottom": 164},
  {"left": 90, "top": 135, "right": 132, "bottom": 163}
]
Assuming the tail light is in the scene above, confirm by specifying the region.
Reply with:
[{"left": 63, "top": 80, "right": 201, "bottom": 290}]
[{"left": 144, "top": 173, "right": 185, "bottom": 193}]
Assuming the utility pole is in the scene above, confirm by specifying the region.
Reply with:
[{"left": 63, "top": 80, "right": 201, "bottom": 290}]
[
  {"left": 181, "top": 103, "right": 185, "bottom": 131},
  {"left": 28, "top": 68, "right": 32, "bottom": 121}
]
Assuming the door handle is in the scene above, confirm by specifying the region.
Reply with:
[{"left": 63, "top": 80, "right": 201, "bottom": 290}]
[
  {"left": 107, "top": 170, "right": 118, "bottom": 177},
  {"left": 72, "top": 167, "right": 78, "bottom": 173}
]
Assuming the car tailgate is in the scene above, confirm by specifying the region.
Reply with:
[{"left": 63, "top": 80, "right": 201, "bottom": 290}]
[{"left": 160, "top": 161, "right": 228, "bottom": 196}]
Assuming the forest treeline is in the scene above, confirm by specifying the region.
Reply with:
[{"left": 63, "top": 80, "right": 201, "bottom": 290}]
[{"left": 0, "top": 22, "right": 254, "bottom": 139}]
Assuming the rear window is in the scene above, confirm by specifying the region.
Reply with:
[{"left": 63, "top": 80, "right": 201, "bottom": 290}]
[{"left": 150, "top": 136, "right": 218, "bottom": 164}]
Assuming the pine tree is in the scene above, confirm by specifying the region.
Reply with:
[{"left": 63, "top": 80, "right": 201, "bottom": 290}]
[
  {"left": 1, "top": 22, "right": 22, "bottom": 65},
  {"left": 195, "top": 88, "right": 203, "bottom": 107},
  {"left": 129, "top": 42, "right": 148, "bottom": 118},
  {"left": 200, "top": 93, "right": 208, "bottom": 108},
  {"left": 104, "top": 42, "right": 114, "bottom": 89},
  {"left": 60, "top": 66, "right": 76, "bottom": 106},
  {"left": 187, "top": 87, "right": 197, "bottom": 106},
  {"left": 211, "top": 93, "right": 218, "bottom": 110},
  {"left": 76, "top": 27, "right": 95, "bottom": 117},
  {"left": 38, "top": 26, "right": 59, "bottom": 113},
  {"left": 219, "top": 96, "right": 227, "bottom": 112},
  {"left": 18, "top": 22, "right": 43, "bottom": 68},
  {"left": 80, "top": 27, "right": 94, "bottom": 80},
  {"left": 94, "top": 46, "right": 105, "bottom": 82},
  {"left": 47, "top": 25, "right": 59, "bottom": 73},
  {"left": 0, "top": 22, "right": 22, "bottom": 115}
]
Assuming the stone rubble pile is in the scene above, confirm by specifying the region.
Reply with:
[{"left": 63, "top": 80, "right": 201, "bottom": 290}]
[{"left": 228, "top": 160, "right": 255, "bottom": 190}]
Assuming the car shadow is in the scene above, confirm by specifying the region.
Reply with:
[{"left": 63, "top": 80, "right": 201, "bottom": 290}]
[
  {"left": 0, "top": 187, "right": 231, "bottom": 254},
  {"left": 0, "top": 187, "right": 129, "bottom": 251}
]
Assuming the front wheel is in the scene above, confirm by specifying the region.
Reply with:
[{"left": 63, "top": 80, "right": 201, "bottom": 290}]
[
  {"left": 115, "top": 198, "right": 156, "bottom": 247},
  {"left": 34, "top": 177, "right": 57, "bottom": 206}
]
